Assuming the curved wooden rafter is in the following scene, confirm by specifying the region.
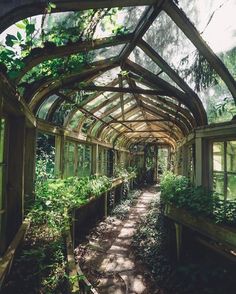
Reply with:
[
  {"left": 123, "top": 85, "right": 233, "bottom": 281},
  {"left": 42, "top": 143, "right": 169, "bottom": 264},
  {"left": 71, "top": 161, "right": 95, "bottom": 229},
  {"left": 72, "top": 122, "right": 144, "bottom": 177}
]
[
  {"left": 63, "top": 78, "right": 120, "bottom": 128},
  {"left": 28, "top": 58, "right": 118, "bottom": 111},
  {"left": 16, "top": 34, "right": 132, "bottom": 84},
  {"left": 123, "top": 59, "right": 207, "bottom": 125},
  {"left": 97, "top": 104, "right": 184, "bottom": 143},
  {"left": 162, "top": 0, "right": 236, "bottom": 102},
  {"left": 1, "top": 0, "right": 236, "bottom": 150},
  {"left": 0, "top": 0, "right": 156, "bottom": 33}
]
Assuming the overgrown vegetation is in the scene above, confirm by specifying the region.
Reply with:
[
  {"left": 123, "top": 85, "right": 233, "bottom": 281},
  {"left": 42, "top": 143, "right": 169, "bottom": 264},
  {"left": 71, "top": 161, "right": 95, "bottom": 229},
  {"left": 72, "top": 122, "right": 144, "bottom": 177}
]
[
  {"left": 114, "top": 165, "right": 136, "bottom": 179},
  {"left": 3, "top": 145, "right": 113, "bottom": 293},
  {"left": 0, "top": 3, "right": 129, "bottom": 85},
  {"left": 132, "top": 194, "right": 236, "bottom": 294},
  {"left": 160, "top": 171, "right": 236, "bottom": 225},
  {"left": 112, "top": 189, "right": 141, "bottom": 220}
]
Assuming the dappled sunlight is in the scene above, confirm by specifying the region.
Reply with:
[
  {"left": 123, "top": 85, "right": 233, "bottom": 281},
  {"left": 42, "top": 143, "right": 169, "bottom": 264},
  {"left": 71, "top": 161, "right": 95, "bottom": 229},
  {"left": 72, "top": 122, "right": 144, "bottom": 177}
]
[{"left": 75, "top": 188, "right": 160, "bottom": 293}]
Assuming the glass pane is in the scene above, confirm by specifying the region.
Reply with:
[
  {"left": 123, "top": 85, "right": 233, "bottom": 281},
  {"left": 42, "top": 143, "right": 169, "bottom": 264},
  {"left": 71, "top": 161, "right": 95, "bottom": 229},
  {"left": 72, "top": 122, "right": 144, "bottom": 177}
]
[
  {"left": 213, "top": 142, "right": 224, "bottom": 171},
  {"left": 77, "top": 144, "right": 86, "bottom": 177},
  {"left": 129, "top": 46, "right": 162, "bottom": 74},
  {"left": 213, "top": 172, "right": 224, "bottom": 198},
  {"left": 143, "top": 11, "right": 196, "bottom": 77},
  {"left": 227, "top": 141, "right": 236, "bottom": 172},
  {"left": 90, "top": 44, "right": 125, "bottom": 62},
  {"left": 84, "top": 145, "right": 91, "bottom": 176},
  {"left": 36, "top": 95, "right": 59, "bottom": 120},
  {"left": 178, "top": 0, "right": 236, "bottom": 66},
  {"left": 93, "top": 67, "right": 121, "bottom": 86},
  {"left": 227, "top": 174, "right": 236, "bottom": 200},
  {"left": 68, "top": 110, "right": 84, "bottom": 129},
  {"left": 68, "top": 143, "right": 75, "bottom": 176},
  {"left": 52, "top": 102, "right": 74, "bottom": 126}
]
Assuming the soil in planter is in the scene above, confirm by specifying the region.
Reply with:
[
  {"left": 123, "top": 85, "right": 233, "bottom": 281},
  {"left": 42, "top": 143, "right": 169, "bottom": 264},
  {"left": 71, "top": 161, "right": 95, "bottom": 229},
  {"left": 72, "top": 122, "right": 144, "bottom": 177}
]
[
  {"left": 1, "top": 224, "right": 68, "bottom": 294},
  {"left": 132, "top": 194, "right": 236, "bottom": 294}
]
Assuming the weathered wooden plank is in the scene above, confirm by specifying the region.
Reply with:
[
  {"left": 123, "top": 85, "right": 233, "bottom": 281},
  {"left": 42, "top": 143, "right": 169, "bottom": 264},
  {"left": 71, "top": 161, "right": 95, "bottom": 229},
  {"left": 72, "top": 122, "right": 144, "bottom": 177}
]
[
  {"left": 65, "top": 231, "right": 80, "bottom": 294},
  {"left": 164, "top": 204, "right": 236, "bottom": 250},
  {"left": 0, "top": 218, "right": 30, "bottom": 289},
  {"left": 76, "top": 85, "right": 169, "bottom": 96}
]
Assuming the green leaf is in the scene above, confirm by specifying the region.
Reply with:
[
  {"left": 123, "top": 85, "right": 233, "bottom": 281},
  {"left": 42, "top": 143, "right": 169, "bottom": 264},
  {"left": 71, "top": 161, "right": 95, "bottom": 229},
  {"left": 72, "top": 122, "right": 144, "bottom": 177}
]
[
  {"left": 22, "top": 19, "right": 29, "bottom": 25},
  {"left": 26, "top": 23, "right": 35, "bottom": 35},
  {"left": 49, "top": 2, "right": 56, "bottom": 9},
  {"left": 8, "top": 70, "right": 19, "bottom": 79},
  {"left": 17, "top": 31, "right": 23, "bottom": 41},
  {"left": 15, "top": 22, "right": 26, "bottom": 30},
  {"left": 5, "top": 34, "right": 17, "bottom": 47}
]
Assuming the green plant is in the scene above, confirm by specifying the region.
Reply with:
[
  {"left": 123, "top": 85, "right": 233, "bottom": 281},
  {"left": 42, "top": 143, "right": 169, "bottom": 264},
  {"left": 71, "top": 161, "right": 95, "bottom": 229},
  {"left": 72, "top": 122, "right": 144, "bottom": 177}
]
[
  {"left": 112, "top": 190, "right": 141, "bottom": 220},
  {"left": 114, "top": 165, "right": 136, "bottom": 179},
  {"left": 160, "top": 172, "right": 236, "bottom": 225}
]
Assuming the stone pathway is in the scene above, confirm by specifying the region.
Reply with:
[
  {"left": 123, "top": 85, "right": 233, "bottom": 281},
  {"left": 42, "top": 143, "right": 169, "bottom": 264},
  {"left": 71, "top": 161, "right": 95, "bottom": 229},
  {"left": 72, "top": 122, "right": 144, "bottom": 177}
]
[
  {"left": 97, "top": 189, "right": 155, "bottom": 293},
  {"left": 76, "top": 187, "right": 161, "bottom": 294}
]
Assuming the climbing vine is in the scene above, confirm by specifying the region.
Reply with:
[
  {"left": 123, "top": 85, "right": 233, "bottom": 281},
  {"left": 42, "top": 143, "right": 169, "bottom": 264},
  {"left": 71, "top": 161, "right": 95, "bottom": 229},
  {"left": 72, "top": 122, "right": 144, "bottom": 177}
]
[{"left": 0, "top": 4, "right": 129, "bottom": 84}]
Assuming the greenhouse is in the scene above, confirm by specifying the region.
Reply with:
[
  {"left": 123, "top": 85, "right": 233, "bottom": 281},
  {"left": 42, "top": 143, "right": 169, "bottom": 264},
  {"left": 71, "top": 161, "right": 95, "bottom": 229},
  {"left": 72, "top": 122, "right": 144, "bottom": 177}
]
[{"left": 0, "top": 0, "right": 235, "bottom": 293}]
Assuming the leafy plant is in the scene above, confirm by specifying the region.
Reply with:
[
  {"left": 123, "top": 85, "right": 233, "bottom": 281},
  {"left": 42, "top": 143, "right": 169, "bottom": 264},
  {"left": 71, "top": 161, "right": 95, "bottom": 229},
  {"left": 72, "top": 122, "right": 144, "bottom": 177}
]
[
  {"left": 112, "top": 190, "right": 141, "bottom": 220},
  {"left": 160, "top": 171, "right": 236, "bottom": 225}
]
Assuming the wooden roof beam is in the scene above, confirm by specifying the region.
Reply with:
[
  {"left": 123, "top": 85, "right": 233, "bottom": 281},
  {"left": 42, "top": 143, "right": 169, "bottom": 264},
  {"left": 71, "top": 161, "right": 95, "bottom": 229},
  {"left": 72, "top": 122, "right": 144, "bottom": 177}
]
[
  {"left": 16, "top": 34, "right": 132, "bottom": 84},
  {"left": 124, "top": 59, "right": 206, "bottom": 125},
  {"left": 0, "top": 1, "right": 156, "bottom": 34},
  {"left": 138, "top": 39, "right": 207, "bottom": 121},
  {"left": 163, "top": 0, "right": 236, "bottom": 102},
  {"left": 119, "top": 1, "right": 164, "bottom": 61},
  {"left": 28, "top": 58, "right": 118, "bottom": 110},
  {"left": 110, "top": 119, "right": 169, "bottom": 123},
  {"left": 78, "top": 85, "right": 169, "bottom": 95}
]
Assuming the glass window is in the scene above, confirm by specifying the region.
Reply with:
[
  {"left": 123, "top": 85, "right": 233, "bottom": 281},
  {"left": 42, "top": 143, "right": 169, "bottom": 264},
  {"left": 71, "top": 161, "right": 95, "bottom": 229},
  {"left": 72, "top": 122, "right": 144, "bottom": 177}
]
[
  {"left": 36, "top": 95, "right": 59, "bottom": 120},
  {"left": 90, "top": 44, "right": 125, "bottom": 62},
  {"left": 212, "top": 140, "right": 236, "bottom": 200},
  {"left": 227, "top": 141, "right": 236, "bottom": 172},
  {"left": 77, "top": 144, "right": 92, "bottom": 177},
  {"left": 213, "top": 142, "right": 224, "bottom": 171}
]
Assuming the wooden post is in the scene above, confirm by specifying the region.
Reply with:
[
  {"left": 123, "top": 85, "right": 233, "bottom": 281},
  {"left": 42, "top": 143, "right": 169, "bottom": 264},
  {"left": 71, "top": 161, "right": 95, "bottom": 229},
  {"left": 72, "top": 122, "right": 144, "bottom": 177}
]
[
  {"left": 175, "top": 223, "right": 182, "bottom": 261},
  {"left": 95, "top": 144, "right": 99, "bottom": 175},
  {"left": 104, "top": 192, "right": 108, "bottom": 218},
  {"left": 154, "top": 145, "right": 158, "bottom": 182},
  {"left": 24, "top": 127, "right": 36, "bottom": 212},
  {"left": 195, "top": 137, "right": 202, "bottom": 186},
  {"left": 55, "top": 133, "right": 64, "bottom": 178},
  {"left": 6, "top": 117, "right": 25, "bottom": 248}
]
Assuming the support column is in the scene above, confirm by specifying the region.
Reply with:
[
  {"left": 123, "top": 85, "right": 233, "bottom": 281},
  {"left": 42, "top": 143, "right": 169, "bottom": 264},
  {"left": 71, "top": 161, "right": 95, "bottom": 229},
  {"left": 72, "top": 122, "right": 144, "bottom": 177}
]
[
  {"left": 55, "top": 133, "right": 64, "bottom": 178},
  {"left": 92, "top": 144, "right": 99, "bottom": 175},
  {"left": 195, "top": 137, "right": 202, "bottom": 186},
  {"left": 24, "top": 127, "right": 36, "bottom": 212},
  {"left": 175, "top": 223, "right": 183, "bottom": 261},
  {"left": 6, "top": 117, "right": 25, "bottom": 248},
  {"left": 153, "top": 145, "right": 158, "bottom": 182}
]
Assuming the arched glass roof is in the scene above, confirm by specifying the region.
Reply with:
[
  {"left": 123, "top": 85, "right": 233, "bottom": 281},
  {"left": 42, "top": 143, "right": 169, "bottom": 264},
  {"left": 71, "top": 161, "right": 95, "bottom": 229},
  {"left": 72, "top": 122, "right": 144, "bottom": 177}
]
[{"left": 0, "top": 0, "right": 235, "bottom": 148}]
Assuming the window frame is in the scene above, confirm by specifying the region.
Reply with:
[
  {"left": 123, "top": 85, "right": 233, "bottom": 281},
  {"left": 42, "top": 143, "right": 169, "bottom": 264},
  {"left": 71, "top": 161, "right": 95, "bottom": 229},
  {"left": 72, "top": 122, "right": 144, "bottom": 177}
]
[{"left": 210, "top": 138, "right": 236, "bottom": 201}]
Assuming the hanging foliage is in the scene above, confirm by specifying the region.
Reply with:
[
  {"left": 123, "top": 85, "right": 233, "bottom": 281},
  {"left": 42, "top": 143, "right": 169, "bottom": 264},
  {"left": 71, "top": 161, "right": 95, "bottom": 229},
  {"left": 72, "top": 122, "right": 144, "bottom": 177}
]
[{"left": 179, "top": 51, "right": 218, "bottom": 92}]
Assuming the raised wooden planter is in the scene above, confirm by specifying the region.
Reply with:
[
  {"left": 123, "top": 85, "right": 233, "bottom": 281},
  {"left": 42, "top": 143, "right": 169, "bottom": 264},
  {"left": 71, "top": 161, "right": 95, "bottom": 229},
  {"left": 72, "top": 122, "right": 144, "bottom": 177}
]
[
  {"left": 164, "top": 203, "right": 236, "bottom": 251},
  {"left": 0, "top": 218, "right": 30, "bottom": 289},
  {"left": 0, "top": 176, "right": 135, "bottom": 292}
]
